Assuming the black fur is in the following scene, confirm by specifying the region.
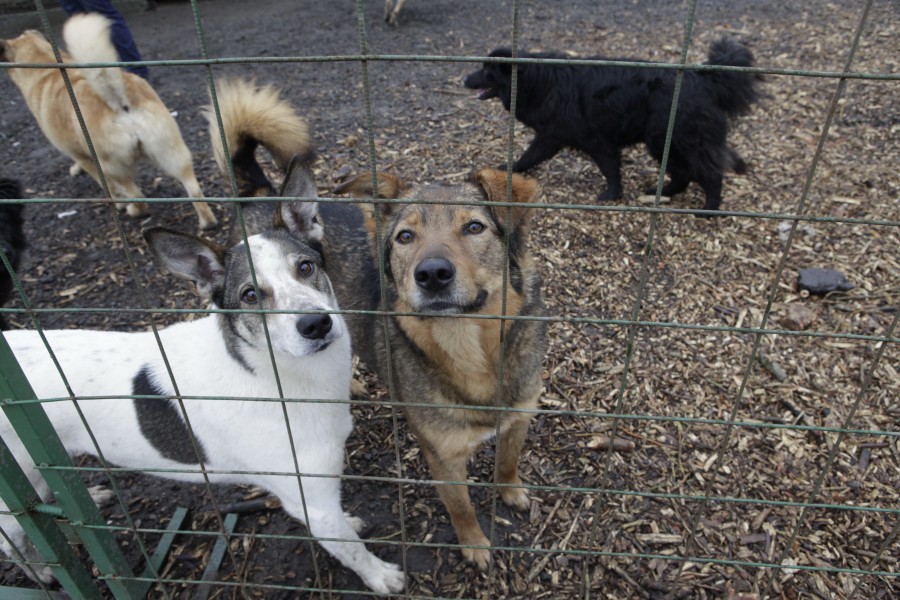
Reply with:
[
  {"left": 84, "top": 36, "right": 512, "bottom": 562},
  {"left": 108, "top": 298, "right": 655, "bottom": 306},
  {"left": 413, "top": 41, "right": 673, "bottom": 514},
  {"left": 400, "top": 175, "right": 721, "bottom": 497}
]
[
  {"left": 132, "top": 367, "right": 207, "bottom": 465},
  {"left": 0, "top": 179, "right": 26, "bottom": 330},
  {"left": 463, "top": 37, "right": 763, "bottom": 213}
]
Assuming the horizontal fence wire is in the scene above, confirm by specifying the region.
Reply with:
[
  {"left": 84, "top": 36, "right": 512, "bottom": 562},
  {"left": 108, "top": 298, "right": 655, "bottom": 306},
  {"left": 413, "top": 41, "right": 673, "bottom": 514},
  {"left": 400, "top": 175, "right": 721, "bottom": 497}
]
[{"left": 0, "top": 0, "right": 896, "bottom": 598}]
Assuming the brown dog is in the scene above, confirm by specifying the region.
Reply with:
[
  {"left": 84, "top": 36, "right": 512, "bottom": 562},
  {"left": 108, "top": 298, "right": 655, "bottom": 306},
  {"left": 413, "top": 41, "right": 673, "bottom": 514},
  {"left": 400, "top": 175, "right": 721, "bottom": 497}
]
[
  {"left": 328, "top": 168, "right": 547, "bottom": 568},
  {"left": 0, "top": 14, "right": 216, "bottom": 229}
]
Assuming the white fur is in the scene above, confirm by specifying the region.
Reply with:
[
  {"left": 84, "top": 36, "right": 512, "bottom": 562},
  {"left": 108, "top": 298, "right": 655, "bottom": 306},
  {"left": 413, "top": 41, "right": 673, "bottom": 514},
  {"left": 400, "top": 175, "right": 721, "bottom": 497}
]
[
  {"left": 63, "top": 14, "right": 129, "bottom": 112},
  {"left": 0, "top": 234, "right": 403, "bottom": 593}
]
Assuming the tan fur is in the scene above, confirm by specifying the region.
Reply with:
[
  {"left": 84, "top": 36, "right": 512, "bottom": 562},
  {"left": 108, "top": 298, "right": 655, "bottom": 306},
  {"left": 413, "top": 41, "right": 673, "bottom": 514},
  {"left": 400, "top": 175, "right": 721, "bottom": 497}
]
[
  {"left": 1, "top": 15, "right": 216, "bottom": 229},
  {"left": 203, "top": 78, "right": 310, "bottom": 174},
  {"left": 330, "top": 167, "right": 546, "bottom": 569}
]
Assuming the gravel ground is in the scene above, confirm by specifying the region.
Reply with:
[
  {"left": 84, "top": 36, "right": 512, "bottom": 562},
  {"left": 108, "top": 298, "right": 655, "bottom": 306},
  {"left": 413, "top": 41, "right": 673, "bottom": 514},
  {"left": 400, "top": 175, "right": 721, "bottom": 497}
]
[{"left": 0, "top": 0, "right": 897, "bottom": 598}]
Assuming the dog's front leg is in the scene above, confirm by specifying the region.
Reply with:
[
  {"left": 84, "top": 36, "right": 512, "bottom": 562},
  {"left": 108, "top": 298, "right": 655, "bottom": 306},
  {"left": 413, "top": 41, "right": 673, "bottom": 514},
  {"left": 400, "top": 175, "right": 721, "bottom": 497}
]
[
  {"left": 275, "top": 478, "right": 404, "bottom": 593},
  {"left": 587, "top": 146, "right": 625, "bottom": 201},
  {"left": 496, "top": 410, "right": 535, "bottom": 511},
  {"left": 506, "top": 135, "right": 564, "bottom": 173},
  {"left": 422, "top": 445, "right": 492, "bottom": 570}
]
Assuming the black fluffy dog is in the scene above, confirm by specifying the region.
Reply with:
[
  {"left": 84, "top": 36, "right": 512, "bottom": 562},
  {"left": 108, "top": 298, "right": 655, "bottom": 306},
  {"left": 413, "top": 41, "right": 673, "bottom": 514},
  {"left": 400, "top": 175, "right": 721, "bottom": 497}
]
[
  {"left": 0, "top": 179, "right": 26, "bottom": 330},
  {"left": 464, "top": 38, "right": 762, "bottom": 212}
]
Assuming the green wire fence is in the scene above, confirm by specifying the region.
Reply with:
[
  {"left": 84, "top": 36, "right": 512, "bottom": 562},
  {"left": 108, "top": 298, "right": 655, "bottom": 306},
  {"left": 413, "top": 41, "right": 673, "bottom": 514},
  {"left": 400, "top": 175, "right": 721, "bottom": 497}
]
[{"left": 0, "top": 0, "right": 897, "bottom": 598}]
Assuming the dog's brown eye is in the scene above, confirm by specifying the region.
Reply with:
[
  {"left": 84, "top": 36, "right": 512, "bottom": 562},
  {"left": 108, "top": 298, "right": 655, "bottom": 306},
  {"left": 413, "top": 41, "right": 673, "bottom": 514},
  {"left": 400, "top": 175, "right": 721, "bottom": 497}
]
[
  {"left": 241, "top": 288, "right": 258, "bottom": 304},
  {"left": 396, "top": 230, "right": 415, "bottom": 244},
  {"left": 298, "top": 260, "right": 315, "bottom": 277},
  {"left": 464, "top": 221, "right": 486, "bottom": 235}
]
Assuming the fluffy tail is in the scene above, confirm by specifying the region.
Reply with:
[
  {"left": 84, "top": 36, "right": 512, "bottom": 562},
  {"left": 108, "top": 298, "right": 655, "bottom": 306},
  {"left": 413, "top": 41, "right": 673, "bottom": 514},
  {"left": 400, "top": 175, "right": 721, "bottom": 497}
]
[
  {"left": 203, "top": 78, "right": 311, "bottom": 197},
  {"left": 702, "top": 36, "right": 762, "bottom": 117},
  {"left": 62, "top": 13, "right": 130, "bottom": 112}
]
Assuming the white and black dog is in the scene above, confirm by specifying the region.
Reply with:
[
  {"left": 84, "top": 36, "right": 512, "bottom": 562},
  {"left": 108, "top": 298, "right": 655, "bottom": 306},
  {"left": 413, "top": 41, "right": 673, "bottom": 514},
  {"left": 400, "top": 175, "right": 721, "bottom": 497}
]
[{"left": 0, "top": 161, "right": 404, "bottom": 593}]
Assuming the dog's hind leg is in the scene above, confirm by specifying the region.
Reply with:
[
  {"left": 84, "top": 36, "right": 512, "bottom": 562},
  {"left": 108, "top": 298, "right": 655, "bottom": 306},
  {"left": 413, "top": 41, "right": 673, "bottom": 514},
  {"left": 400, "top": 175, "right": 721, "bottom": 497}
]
[
  {"left": 145, "top": 125, "right": 217, "bottom": 230},
  {"left": 422, "top": 444, "right": 492, "bottom": 570},
  {"left": 173, "top": 167, "right": 217, "bottom": 231},
  {"left": 508, "top": 135, "right": 564, "bottom": 173},
  {"left": 646, "top": 172, "right": 691, "bottom": 197},
  {"left": 696, "top": 172, "right": 724, "bottom": 215}
]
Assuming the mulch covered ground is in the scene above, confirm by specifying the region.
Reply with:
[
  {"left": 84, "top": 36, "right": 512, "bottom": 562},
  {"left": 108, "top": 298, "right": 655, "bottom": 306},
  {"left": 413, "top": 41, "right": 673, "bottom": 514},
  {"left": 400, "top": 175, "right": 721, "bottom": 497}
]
[{"left": 0, "top": 0, "right": 897, "bottom": 598}]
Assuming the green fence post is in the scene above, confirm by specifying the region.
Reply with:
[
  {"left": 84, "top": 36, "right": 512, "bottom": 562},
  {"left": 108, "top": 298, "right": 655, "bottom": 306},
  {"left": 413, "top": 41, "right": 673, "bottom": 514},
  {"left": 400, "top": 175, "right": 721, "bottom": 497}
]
[
  {"left": 0, "top": 433, "right": 101, "bottom": 599},
  {"left": 0, "top": 332, "right": 143, "bottom": 599}
]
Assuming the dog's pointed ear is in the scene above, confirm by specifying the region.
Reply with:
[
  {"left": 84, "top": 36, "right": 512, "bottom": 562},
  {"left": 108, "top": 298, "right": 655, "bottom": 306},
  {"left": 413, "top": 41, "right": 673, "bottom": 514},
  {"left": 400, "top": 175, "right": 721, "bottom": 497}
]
[
  {"left": 276, "top": 156, "right": 323, "bottom": 242},
  {"left": 332, "top": 172, "right": 404, "bottom": 201},
  {"left": 144, "top": 227, "right": 227, "bottom": 301},
  {"left": 333, "top": 172, "right": 407, "bottom": 240},
  {"left": 470, "top": 168, "right": 540, "bottom": 231},
  {"left": 488, "top": 47, "right": 515, "bottom": 74}
]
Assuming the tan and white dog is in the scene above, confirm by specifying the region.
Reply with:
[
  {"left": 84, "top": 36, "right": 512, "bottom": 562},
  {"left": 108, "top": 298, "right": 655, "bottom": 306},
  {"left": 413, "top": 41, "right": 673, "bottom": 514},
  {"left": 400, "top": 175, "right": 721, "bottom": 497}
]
[{"left": 0, "top": 14, "right": 216, "bottom": 229}]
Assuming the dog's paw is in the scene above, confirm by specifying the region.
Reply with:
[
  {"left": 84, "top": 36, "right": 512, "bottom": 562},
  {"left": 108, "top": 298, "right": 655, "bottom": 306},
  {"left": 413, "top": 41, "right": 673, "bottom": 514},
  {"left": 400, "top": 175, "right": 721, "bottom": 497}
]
[
  {"left": 68, "top": 163, "right": 83, "bottom": 177},
  {"left": 462, "top": 544, "right": 492, "bottom": 571},
  {"left": 597, "top": 188, "right": 622, "bottom": 202},
  {"left": 362, "top": 556, "right": 404, "bottom": 593},
  {"left": 344, "top": 513, "right": 366, "bottom": 533},
  {"left": 350, "top": 378, "right": 367, "bottom": 398},
  {"left": 500, "top": 486, "right": 530, "bottom": 512},
  {"left": 126, "top": 202, "right": 149, "bottom": 218},
  {"left": 87, "top": 484, "right": 115, "bottom": 508}
]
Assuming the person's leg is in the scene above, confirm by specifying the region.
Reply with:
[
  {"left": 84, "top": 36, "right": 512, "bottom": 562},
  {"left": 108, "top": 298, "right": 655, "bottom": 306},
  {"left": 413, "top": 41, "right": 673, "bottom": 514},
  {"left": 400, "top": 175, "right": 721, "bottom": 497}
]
[{"left": 58, "top": 0, "right": 84, "bottom": 15}]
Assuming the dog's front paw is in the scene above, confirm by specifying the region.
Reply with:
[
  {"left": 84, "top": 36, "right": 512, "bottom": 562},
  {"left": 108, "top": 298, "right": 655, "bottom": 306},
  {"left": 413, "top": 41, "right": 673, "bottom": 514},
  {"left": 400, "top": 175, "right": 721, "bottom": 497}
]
[
  {"left": 597, "top": 188, "right": 622, "bottom": 202},
  {"left": 87, "top": 484, "right": 115, "bottom": 508},
  {"left": 500, "top": 486, "right": 530, "bottom": 512},
  {"left": 69, "top": 162, "right": 83, "bottom": 177},
  {"left": 459, "top": 531, "right": 491, "bottom": 571},
  {"left": 344, "top": 512, "right": 366, "bottom": 533},
  {"left": 462, "top": 544, "right": 492, "bottom": 571},
  {"left": 362, "top": 556, "right": 404, "bottom": 593}
]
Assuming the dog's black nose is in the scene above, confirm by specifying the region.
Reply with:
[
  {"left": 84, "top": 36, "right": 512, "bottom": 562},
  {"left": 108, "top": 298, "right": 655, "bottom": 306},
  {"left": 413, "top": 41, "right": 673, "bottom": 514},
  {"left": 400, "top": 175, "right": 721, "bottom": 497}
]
[
  {"left": 414, "top": 257, "right": 455, "bottom": 291},
  {"left": 297, "top": 313, "right": 333, "bottom": 340}
]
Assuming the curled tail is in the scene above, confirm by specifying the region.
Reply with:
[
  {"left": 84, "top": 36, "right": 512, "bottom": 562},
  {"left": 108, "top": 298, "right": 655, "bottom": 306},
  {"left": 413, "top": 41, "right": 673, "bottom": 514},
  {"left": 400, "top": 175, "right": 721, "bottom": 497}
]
[
  {"left": 702, "top": 36, "right": 762, "bottom": 117},
  {"left": 203, "top": 78, "right": 311, "bottom": 197},
  {"left": 62, "top": 13, "right": 130, "bottom": 112}
]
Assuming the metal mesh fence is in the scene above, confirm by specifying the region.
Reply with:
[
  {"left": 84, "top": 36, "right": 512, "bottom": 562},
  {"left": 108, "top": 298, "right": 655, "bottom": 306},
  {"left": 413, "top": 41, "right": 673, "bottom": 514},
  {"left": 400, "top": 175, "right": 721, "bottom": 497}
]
[{"left": 0, "top": 0, "right": 897, "bottom": 598}]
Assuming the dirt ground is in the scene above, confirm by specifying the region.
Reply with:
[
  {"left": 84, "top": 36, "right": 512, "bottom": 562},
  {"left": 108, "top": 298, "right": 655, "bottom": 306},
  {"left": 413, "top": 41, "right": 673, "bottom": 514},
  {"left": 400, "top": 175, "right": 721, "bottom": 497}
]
[{"left": 0, "top": 0, "right": 897, "bottom": 598}]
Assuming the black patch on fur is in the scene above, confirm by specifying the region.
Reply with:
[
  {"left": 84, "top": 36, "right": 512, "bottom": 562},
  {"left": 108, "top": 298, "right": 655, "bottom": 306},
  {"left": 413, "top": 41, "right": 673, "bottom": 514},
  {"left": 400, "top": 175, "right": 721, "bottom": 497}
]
[
  {"left": 221, "top": 312, "right": 255, "bottom": 373},
  {"left": 132, "top": 367, "right": 206, "bottom": 465}
]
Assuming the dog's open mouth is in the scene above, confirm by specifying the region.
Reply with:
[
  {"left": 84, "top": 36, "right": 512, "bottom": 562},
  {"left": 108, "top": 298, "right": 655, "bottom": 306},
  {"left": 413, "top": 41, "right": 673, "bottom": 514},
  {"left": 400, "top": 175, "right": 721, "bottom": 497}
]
[
  {"left": 417, "top": 289, "right": 488, "bottom": 315},
  {"left": 473, "top": 87, "right": 497, "bottom": 101}
]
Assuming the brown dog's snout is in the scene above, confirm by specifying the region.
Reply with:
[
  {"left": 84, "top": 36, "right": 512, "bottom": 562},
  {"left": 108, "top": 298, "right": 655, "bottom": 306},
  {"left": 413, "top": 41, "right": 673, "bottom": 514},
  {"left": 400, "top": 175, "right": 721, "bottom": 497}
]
[
  {"left": 297, "top": 313, "right": 333, "bottom": 340},
  {"left": 414, "top": 257, "right": 455, "bottom": 292}
]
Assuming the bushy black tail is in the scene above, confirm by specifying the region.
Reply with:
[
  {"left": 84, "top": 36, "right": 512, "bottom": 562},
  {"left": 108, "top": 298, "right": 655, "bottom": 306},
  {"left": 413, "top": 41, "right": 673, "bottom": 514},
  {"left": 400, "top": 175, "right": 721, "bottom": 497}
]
[{"left": 702, "top": 36, "right": 762, "bottom": 117}]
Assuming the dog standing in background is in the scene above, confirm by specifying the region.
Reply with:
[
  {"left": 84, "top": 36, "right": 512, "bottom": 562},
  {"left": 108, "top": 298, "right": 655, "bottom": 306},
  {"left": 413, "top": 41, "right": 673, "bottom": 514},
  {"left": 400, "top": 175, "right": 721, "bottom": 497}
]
[
  {"left": 0, "top": 14, "right": 217, "bottom": 229},
  {"left": 0, "top": 179, "right": 26, "bottom": 330},
  {"left": 384, "top": 0, "right": 409, "bottom": 25},
  {"left": 331, "top": 168, "right": 548, "bottom": 569},
  {"left": 464, "top": 38, "right": 762, "bottom": 212}
]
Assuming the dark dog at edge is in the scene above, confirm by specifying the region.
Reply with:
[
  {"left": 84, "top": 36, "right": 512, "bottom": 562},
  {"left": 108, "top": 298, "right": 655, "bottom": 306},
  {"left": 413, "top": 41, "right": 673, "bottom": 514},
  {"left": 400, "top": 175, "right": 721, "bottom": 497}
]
[
  {"left": 464, "top": 37, "right": 763, "bottom": 212},
  {"left": 329, "top": 168, "right": 548, "bottom": 568},
  {"left": 0, "top": 179, "right": 26, "bottom": 330}
]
